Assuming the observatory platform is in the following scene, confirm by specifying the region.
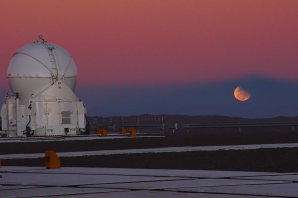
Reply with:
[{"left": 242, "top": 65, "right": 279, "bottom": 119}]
[
  {"left": 1, "top": 166, "right": 298, "bottom": 197},
  {"left": 1, "top": 37, "right": 87, "bottom": 137}
]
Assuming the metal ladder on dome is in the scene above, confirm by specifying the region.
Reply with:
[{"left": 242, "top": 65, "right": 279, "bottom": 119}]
[{"left": 48, "top": 47, "right": 59, "bottom": 81}]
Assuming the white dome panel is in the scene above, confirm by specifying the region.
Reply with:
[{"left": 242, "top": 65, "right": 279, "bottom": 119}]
[
  {"left": 8, "top": 53, "right": 53, "bottom": 77},
  {"left": 9, "top": 77, "right": 53, "bottom": 99},
  {"left": 52, "top": 48, "right": 77, "bottom": 77},
  {"left": 7, "top": 38, "right": 78, "bottom": 99}
]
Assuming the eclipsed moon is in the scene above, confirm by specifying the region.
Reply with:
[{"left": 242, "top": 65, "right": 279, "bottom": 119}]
[{"left": 234, "top": 86, "right": 251, "bottom": 102}]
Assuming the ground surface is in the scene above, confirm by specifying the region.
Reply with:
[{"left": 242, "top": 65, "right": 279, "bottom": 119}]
[
  {"left": 2, "top": 166, "right": 298, "bottom": 198},
  {"left": 2, "top": 134, "right": 298, "bottom": 197},
  {"left": 1, "top": 135, "right": 298, "bottom": 172}
]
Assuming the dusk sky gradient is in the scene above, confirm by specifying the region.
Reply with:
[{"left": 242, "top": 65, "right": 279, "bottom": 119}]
[{"left": 1, "top": 0, "right": 298, "bottom": 117}]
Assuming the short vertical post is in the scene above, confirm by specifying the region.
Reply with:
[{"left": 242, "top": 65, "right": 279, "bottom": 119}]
[{"left": 45, "top": 150, "right": 60, "bottom": 169}]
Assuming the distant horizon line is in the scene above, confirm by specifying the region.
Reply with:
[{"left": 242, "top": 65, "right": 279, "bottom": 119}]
[{"left": 86, "top": 113, "right": 298, "bottom": 119}]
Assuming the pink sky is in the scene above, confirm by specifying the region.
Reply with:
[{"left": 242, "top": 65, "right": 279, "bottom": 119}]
[{"left": 0, "top": 0, "right": 298, "bottom": 87}]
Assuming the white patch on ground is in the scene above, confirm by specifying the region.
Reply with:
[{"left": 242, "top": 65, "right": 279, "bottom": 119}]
[
  {"left": 1, "top": 143, "right": 298, "bottom": 160},
  {"left": 1, "top": 166, "right": 297, "bottom": 198}
]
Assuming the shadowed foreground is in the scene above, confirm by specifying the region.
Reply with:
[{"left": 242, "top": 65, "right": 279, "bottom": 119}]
[{"left": 4, "top": 147, "right": 298, "bottom": 173}]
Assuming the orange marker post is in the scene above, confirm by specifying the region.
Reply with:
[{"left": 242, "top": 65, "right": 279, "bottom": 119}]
[
  {"left": 45, "top": 150, "right": 61, "bottom": 169},
  {"left": 129, "top": 128, "right": 137, "bottom": 137},
  {"left": 100, "top": 129, "right": 108, "bottom": 137},
  {"left": 119, "top": 127, "right": 127, "bottom": 135},
  {"left": 96, "top": 128, "right": 108, "bottom": 136}
]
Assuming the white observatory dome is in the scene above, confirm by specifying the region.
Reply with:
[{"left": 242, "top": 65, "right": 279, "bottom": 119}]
[{"left": 7, "top": 37, "right": 77, "bottom": 100}]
